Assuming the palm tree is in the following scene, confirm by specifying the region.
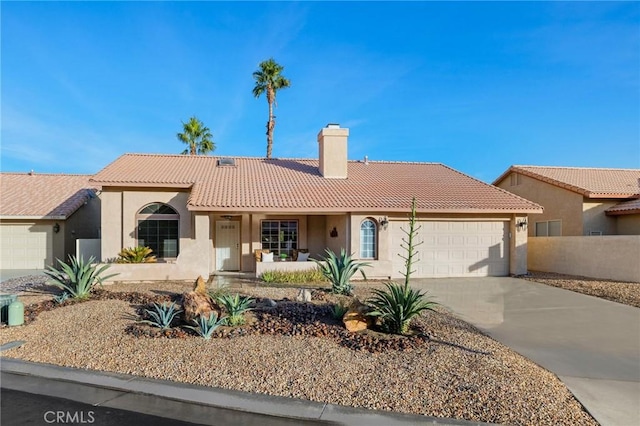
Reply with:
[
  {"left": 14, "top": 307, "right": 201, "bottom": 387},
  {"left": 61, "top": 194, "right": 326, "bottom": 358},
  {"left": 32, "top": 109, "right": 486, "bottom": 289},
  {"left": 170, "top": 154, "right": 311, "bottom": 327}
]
[
  {"left": 177, "top": 116, "right": 215, "bottom": 155},
  {"left": 252, "top": 58, "right": 291, "bottom": 158}
]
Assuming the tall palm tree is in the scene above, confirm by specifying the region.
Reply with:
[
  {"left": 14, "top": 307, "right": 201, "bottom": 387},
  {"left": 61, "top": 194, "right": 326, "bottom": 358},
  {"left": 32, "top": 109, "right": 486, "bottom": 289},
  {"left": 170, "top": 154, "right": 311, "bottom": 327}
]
[
  {"left": 252, "top": 58, "right": 291, "bottom": 158},
  {"left": 177, "top": 116, "right": 215, "bottom": 155}
]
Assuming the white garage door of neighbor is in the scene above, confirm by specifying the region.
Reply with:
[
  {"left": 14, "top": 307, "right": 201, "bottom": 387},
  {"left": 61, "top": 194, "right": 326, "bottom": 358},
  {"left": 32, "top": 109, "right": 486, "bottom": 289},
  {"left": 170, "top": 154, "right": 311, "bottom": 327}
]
[
  {"left": 391, "top": 221, "right": 509, "bottom": 278},
  {"left": 0, "top": 224, "right": 53, "bottom": 270}
]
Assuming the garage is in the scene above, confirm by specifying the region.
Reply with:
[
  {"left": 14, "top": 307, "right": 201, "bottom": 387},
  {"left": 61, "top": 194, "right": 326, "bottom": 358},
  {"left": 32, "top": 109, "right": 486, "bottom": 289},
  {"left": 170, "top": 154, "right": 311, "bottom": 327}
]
[
  {"left": 391, "top": 221, "right": 509, "bottom": 278},
  {"left": 0, "top": 224, "right": 53, "bottom": 270}
]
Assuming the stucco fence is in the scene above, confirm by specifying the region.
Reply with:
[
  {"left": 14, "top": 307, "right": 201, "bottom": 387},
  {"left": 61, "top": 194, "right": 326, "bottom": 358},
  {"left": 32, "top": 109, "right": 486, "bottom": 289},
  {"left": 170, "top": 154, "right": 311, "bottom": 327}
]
[{"left": 528, "top": 236, "right": 640, "bottom": 283}]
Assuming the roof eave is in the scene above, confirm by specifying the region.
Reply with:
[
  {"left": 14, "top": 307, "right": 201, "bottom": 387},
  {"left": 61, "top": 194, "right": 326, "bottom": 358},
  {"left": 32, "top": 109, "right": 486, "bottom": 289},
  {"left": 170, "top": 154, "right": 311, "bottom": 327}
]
[
  {"left": 186, "top": 205, "right": 544, "bottom": 214},
  {"left": 0, "top": 215, "right": 68, "bottom": 220},
  {"left": 91, "top": 182, "right": 194, "bottom": 189}
]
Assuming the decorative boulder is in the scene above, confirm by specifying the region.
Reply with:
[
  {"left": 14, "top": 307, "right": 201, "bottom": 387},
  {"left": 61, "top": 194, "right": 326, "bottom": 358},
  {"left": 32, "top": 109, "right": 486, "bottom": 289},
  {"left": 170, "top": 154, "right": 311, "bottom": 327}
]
[
  {"left": 193, "top": 275, "right": 208, "bottom": 295},
  {"left": 296, "top": 289, "right": 312, "bottom": 302},
  {"left": 343, "top": 299, "right": 373, "bottom": 332},
  {"left": 182, "top": 291, "right": 220, "bottom": 324}
]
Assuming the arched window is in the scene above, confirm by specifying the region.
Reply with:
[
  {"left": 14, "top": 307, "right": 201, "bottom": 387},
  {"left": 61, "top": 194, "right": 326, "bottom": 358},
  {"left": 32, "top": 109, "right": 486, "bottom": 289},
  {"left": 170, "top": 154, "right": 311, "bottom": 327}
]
[
  {"left": 136, "top": 203, "right": 179, "bottom": 258},
  {"left": 360, "top": 219, "right": 377, "bottom": 259}
]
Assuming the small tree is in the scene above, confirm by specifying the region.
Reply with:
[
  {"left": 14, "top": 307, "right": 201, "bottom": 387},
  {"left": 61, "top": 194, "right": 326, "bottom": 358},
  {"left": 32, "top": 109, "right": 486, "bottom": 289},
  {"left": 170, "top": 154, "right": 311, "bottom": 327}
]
[
  {"left": 177, "top": 116, "right": 215, "bottom": 155},
  {"left": 367, "top": 198, "right": 438, "bottom": 334}
]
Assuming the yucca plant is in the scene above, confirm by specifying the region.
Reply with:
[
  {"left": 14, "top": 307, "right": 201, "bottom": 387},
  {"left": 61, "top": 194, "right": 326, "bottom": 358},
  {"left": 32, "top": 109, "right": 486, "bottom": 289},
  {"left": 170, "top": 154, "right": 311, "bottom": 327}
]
[
  {"left": 116, "top": 246, "right": 157, "bottom": 263},
  {"left": 44, "top": 255, "right": 117, "bottom": 300},
  {"left": 184, "top": 313, "right": 226, "bottom": 339},
  {"left": 141, "top": 302, "right": 182, "bottom": 330},
  {"left": 366, "top": 197, "right": 437, "bottom": 335},
  {"left": 314, "top": 249, "right": 370, "bottom": 295},
  {"left": 217, "top": 293, "right": 254, "bottom": 326}
]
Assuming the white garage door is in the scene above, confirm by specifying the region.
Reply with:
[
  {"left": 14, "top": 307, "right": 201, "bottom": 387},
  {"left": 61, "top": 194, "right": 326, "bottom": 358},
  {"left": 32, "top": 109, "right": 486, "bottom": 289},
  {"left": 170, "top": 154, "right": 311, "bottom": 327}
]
[
  {"left": 391, "top": 221, "right": 509, "bottom": 278},
  {"left": 0, "top": 224, "right": 53, "bottom": 270}
]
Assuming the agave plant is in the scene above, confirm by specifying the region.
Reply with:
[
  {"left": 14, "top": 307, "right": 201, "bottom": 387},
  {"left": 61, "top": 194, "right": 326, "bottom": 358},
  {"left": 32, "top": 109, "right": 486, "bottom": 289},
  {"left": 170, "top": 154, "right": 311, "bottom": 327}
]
[
  {"left": 116, "top": 246, "right": 157, "bottom": 263},
  {"left": 217, "top": 293, "right": 254, "bottom": 326},
  {"left": 314, "top": 249, "right": 370, "bottom": 295},
  {"left": 331, "top": 301, "right": 349, "bottom": 320},
  {"left": 141, "top": 302, "right": 182, "bottom": 330},
  {"left": 184, "top": 313, "right": 226, "bottom": 339},
  {"left": 53, "top": 292, "right": 71, "bottom": 305},
  {"left": 44, "top": 255, "right": 117, "bottom": 300},
  {"left": 367, "top": 282, "right": 438, "bottom": 335}
]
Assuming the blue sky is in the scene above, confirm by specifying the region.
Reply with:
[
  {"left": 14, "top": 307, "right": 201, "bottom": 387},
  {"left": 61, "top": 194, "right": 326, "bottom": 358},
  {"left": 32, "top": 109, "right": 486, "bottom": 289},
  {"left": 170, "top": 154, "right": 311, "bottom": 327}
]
[{"left": 2, "top": 1, "right": 638, "bottom": 182}]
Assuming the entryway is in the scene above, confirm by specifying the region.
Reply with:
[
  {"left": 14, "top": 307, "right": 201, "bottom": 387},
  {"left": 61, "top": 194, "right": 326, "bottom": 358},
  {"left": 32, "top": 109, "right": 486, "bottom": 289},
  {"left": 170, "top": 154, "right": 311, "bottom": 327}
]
[{"left": 215, "top": 220, "right": 240, "bottom": 271}]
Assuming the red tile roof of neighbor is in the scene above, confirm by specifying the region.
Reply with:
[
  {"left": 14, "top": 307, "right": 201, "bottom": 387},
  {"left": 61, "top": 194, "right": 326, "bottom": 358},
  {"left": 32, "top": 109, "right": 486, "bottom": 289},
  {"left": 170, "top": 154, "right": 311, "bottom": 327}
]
[
  {"left": 606, "top": 198, "right": 640, "bottom": 216},
  {"left": 494, "top": 166, "right": 640, "bottom": 198},
  {"left": 0, "top": 173, "right": 96, "bottom": 219},
  {"left": 91, "top": 154, "right": 542, "bottom": 213}
]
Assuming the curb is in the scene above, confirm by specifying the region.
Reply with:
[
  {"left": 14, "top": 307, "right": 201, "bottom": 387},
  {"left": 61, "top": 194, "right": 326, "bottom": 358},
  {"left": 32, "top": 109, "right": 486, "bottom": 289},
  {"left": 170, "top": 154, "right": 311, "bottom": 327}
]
[{"left": 1, "top": 357, "right": 490, "bottom": 426}]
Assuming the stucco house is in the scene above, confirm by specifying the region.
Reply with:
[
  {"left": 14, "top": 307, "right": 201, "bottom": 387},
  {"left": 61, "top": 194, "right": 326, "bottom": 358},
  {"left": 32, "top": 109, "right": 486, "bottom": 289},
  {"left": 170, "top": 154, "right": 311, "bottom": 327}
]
[
  {"left": 91, "top": 124, "right": 541, "bottom": 281},
  {"left": 0, "top": 173, "right": 100, "bottom": 270},
  {"left": 493, "top": 166, "right": 640, "bottom": 236}
]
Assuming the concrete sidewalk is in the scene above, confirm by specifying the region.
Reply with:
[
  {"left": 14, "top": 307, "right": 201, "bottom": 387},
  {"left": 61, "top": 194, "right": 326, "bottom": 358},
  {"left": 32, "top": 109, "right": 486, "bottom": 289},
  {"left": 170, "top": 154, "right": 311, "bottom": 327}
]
[
  {"left": 412, "top": 277, "right": 640, "bottom": 426},
  {"left": 0, "top": 358, "right": 484, "bottom": 426}
]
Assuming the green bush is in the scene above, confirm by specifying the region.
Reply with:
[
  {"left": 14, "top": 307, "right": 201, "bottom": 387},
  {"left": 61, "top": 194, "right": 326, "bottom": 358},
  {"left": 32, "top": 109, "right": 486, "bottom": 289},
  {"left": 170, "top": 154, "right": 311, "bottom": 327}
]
[
  {"left": 314, "top": 249, "right": 370, "bottom": 295},
  {"left": 141, "top": 302, "right": 182, "bottom": 330},
  {"left": 259, "top": 268, "right": 327, "bottom": 284},
  {"left": 44, "top": 255, "right": 117, "bottom": 300},
  {"left": 184, "top": 313, "right": 226, "bottom": 339},
  {"left": 217, "top": 293, "right": 254, "bottom": 326},
  {"left": 117, "top": 246, "right": 157, "bottom": 263},
  {"left": 331, "top": 301, "right": 349, "bottom": 320},
  {"left": 367, "top": 282, "right": 437, "bottom": 334}
]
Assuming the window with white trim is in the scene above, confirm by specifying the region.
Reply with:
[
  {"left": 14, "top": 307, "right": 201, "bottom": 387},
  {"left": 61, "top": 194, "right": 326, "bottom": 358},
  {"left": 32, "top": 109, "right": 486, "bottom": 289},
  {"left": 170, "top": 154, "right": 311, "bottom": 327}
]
[
  {"left": 261, "top": 220, "right": 298, "bottom": 257},
  {"left": 360, "top": 219, "right": 377, "bottom": 259},
  {"left": 535, "top": 220, "right": 562, "bottom": 236},
  {"left": 136, "top": 203, "right": 179, "bottom": 258}
]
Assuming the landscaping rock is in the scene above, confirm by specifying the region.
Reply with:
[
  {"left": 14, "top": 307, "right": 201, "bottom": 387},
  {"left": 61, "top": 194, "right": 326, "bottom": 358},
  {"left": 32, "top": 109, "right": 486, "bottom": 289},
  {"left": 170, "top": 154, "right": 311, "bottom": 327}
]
[
  {"left": 266, "top": 298, "right": 277, "bottom": 308},
  {"left": 296, "top": 289, "right": 312, "bottom": 302},
  {"left": 182, "top": 291, "right": 220, "bottom": 323},
  {"left": 193, "top": 275, "right": 208, "bottom": 295},
  {"left": 343, "top": 299, "right": 373, "bottom": 332}
]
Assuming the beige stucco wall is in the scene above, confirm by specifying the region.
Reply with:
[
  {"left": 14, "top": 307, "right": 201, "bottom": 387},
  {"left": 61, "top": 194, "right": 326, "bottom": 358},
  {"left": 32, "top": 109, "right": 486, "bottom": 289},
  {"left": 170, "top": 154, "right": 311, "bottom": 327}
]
[
  {"left": 64, "top": 195, "right": 101, "bottom": 259},
  {"left": 325, "top": 214, "right": 349, "bottom": 256},
  {"left": 529, "top": 236, "right": 640, "bottom": 282},
  {"left": 582, "top": 200, "right": 618, "bottom": 235},
  {"left": 616, "top": 214, "right": 640, "bottom": 235},
  {"left": 307, "top": 215, "right": 327, "bottom": 259},
  {"left": 509, "top": 214, "right": 528, "bottom": 275},
  {"left": 496, "top": 173, "right": 583, "bottom": 236}
]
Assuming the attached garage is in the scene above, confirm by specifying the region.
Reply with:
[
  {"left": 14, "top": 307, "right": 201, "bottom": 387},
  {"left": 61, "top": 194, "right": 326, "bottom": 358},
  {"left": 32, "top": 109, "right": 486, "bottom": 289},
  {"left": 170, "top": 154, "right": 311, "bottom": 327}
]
[
  {"left": 391, "top": 220, "right": 510, "bottom": 278},
  {"left": 0, "top": 224, "right": 53, "bottom": 269}
]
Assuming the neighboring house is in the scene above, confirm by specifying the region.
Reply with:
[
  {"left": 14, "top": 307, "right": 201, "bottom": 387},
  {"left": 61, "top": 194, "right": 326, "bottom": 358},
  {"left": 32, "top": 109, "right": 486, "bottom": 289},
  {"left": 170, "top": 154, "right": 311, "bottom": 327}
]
[
  {"left": 493, "top": 166, "right": 640, "bottom": 236},
  {"left": 0, "top": 173, "right": 101, "bottom": 270},
  {"left": 91, "top": 124, "right": 541, "bottom": 280}
]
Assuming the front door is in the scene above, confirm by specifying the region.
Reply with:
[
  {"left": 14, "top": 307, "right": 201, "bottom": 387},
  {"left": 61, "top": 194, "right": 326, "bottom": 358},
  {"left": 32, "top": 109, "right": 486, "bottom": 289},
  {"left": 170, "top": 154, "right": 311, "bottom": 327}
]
[{"left": 215, "top": 220, "right": 240, "bottom": 271}]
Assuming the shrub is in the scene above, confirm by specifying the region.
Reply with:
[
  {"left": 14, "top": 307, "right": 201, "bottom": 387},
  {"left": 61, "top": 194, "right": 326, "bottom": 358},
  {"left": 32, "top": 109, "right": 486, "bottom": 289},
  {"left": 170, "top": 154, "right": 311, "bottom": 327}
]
[
  {"left": 117, "top": 246, "right": 157, "bottom": 263},
  {"left": 44, "top": 255, "right": 117, "bottom": 300},
  {"left": 141, "top": 302, "right": 182, "bottom": 330},
  {"left": 259, "top": 268, "right": 327, "bottom": 284},
  {"left": 184, "top": 313, "right": 226, "bottom": 339},
  {"left": 217, "top": 293, "right": 254, "bottom": 326},
  {"left": 366, "top": 197, "right": 437, "bottom": 334},
  {"left": 314, "top": 249, "right": 370, "bottom": 295},
  {"left": 208, "top": 281, "right": 230, "bottom": 301},
  {"left": 53, "top": 292, "right": 71, "bottom": 305}
]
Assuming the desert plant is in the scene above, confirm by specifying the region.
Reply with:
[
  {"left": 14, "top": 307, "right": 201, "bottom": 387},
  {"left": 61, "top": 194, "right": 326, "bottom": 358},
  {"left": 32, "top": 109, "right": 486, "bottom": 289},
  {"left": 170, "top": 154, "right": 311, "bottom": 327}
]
[
  {"left": 366, "top": 197, "right": 437, "bottom": 334},
  {"left": 260, "top": 270, "right": 278, "bottom": 284},
  {"left": 217, "top": 293, "right": 254, "bottom": 326},
  {"left": 53, "top": 292, "right": 70, "bottom": 305},
  {"left": 331, "top": 301, "right": 349, "bottom": 320},
  {"left": 184, "top": 312, "right": 226, "bottom": 339},
  {"left": 141, "top": 302, "right": 182, "bottom": 330},
  {"left": 44, "top": 255, "right": 117, "bottom": 300},
  {"left": 208, "top": 281, "right": 230, "bottom": 301},
  {"left": 116, "top": 246, "right": 157, "bottom": 263},
  {"left": 314, "top": 249, "right": 370, "bottom": 295}
]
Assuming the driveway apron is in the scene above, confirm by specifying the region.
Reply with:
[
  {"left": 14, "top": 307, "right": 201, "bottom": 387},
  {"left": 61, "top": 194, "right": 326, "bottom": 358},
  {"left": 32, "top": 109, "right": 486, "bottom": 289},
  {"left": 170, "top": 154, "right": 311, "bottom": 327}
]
[{"left": 410, "top": 277, "right": 640, "bottom": 426}]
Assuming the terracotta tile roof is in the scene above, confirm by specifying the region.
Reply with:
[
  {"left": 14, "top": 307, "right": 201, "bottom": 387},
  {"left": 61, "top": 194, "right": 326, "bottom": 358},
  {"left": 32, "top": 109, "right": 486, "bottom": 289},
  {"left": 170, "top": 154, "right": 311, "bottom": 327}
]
[
  {"left": 494, "top": 166, "right": 640, "bottom": 198},
  {"left": 92, "top": 154, "right": 542, "bottom": 213},
  {"left": 0, "top": 173, "right": 96, "bottom": 219},
  {"left": 606, "top": 198, "right": 640, "bottom": 216}
]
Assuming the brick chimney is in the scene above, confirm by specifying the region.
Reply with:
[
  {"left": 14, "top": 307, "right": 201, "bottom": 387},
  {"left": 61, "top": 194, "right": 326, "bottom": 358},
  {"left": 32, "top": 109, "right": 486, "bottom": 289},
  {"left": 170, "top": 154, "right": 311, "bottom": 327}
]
[{"left": 317, "top": 123, "right": 348, "bottom": 179}]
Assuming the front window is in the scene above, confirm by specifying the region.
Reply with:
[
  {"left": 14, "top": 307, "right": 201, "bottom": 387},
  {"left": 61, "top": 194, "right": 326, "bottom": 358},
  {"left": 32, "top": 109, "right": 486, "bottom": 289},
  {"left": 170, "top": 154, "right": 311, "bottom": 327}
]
[
  {"left": 261, "top": 220, "right": 298, "bottom": 257},
  {"left": 137, "top": 203, "right": 179, "bottom": 258},
  {"left": 535, "top": 220, "right": 562, "bottom": 237},
  {"left": 360, "top": 219, "right": 377, "bottom": 258}
]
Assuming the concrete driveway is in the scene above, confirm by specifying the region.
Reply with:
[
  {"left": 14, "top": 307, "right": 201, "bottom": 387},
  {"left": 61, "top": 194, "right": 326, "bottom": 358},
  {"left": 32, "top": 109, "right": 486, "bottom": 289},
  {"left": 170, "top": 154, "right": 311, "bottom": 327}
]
[
  {"left": 411, "top": 277, "right": 640, "bottom": 426},
  {"left": 0, "top": 269, "right": 44, "bottom": 282}
]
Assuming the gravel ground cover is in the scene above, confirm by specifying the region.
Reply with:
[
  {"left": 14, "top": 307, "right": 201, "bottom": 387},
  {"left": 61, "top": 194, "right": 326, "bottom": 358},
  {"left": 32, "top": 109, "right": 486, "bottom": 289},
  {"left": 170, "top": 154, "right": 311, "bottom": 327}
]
[
  {"left": 523, "top": 271, "right": 640, "bottom": 308},
  {"left": 0, "top": 280, "right": 596, "bottom": 425}
]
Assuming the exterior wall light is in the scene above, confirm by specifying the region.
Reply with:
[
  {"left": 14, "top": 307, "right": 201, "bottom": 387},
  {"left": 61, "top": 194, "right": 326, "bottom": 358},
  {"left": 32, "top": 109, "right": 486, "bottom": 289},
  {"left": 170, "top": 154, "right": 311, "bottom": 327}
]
[
  {"left": 379, "top": 217, "right": 389, "bottom": 230},
  {"left": 516, "top": 219, "right": 528, "bottom": 231},
  {"left": 53, "top": 223, "right": 60, "bottom": 233},
  {"left": 330, "top": 227, "right": 338, "bottom": 238}
]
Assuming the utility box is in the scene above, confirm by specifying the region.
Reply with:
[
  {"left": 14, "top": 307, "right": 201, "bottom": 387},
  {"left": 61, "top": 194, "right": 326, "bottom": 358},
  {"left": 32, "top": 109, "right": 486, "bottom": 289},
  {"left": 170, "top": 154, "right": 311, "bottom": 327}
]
[
  {"left": 0, "top": 294, "right": 17, "bottom": 323},
  {"left": 8, "top": 299, "right": 24, "bottom": 326}
]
